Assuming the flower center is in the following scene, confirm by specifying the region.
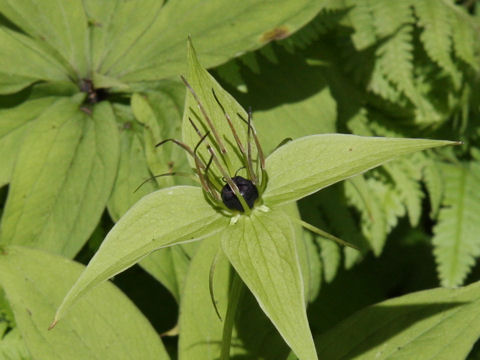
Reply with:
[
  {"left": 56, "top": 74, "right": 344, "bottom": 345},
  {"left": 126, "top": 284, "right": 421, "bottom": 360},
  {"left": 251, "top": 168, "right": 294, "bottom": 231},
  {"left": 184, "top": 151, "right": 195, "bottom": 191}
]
[{"left": 221, "top": 176, "right": 259, "bottom": 212}]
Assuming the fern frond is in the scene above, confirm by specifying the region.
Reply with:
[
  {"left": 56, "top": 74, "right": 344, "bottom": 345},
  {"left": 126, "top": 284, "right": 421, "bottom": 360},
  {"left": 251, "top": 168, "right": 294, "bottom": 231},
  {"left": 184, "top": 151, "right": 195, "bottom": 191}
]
[
  {"left": 422, "top": 158, "right": 445, "bottom": 218},
  {"left": 414, "top": 0, "right": 461, "bottom": 84},
  {"left": 433, "top": 163, "right": 480, "bottom": 287},
  {"left": 383, "top": 160, "right": 424, "bottom": 227},
  {"left": 345, "top": 175, "right": 388, "bottom": 256},
  {"left": 345, "top": 0, "right": 377, "bottom": 50},
  {"left": 370, "top": 0, "right": 413, "bottom": 37},
  {"left": 450, "top": 7, "right": 480, "bottom": 70},
  {"left": 375, "top": 25, "right": 420, "bottom": 105}
]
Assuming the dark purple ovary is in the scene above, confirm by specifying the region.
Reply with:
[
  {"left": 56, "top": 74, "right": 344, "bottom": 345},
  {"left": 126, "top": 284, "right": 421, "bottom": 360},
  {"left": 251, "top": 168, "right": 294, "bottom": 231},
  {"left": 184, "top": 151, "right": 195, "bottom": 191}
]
[{"left": 221, "top": 176, "right": 259, "bottom": 212}]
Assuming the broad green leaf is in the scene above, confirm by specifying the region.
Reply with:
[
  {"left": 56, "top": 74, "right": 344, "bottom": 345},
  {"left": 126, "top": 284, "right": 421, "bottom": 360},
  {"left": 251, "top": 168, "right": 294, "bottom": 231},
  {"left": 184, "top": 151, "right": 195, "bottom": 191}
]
[
  {"left": 99, "top": 0, "right": 326, "bottom": 82},
  {"left": 316, "top": 280, "right": 480, "bottom": 360},
  {"left": 0, "top": 97, "right": 57, "bottom": 186},
  {"left": 0, "top": 97, "right": 119, "bottom": 257},
  {"left": 53, "top": 186, "right": 229, "bottom": 324},
  {"left": 0, "top": 27, "right": 69, "bottom": 94},
  {"left": 433, "top": 163, "right": 480, "bottom": 287},
  {"left": 182, "top": 39, "right": 253, "bottom": 177},
  {"left": 0, "top": 0, "right": 89, "bottom": 77},
  {"left": 82, "top": 0, "right": 165, "bottom": 74},
  {"left": 0, "top": 246, "right": 169, "bottom": 360},
  {"left": 179, "top": 234, "right": 291, "bottom": 360},
  {"left": 263, "top": 134, "right": 457, "bottom": 206},
  {"left": 221, "top": 209, "right": 317, "bottom": 360}
]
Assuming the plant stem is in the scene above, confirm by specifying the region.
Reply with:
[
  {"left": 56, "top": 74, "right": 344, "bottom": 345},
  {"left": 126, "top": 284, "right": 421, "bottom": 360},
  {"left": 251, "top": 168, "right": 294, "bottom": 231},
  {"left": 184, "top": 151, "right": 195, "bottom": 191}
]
[{"left": 220, "top": 269, "right": 244, "bottom": 360}]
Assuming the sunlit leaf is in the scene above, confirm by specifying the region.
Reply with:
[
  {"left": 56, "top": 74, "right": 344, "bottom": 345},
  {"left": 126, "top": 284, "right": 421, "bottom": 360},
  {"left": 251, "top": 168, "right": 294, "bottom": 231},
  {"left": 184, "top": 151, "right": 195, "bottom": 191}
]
[
  {"left": 0, "top": 0, "right": 89, "bottom": 77},
  {"left": 316, "top": 280, "right": 480, "bottom": 360},
  {"left": 53, "top": 186, "right": 229, "bottom": 324},
  {"left": 0, "top": 246, "right": 169, "bottom": 360},
  {"left": 0, "top": 97, "right": 119, "bottom": 257},
  {"left": 222, "top": 209, "right": 317, "bottom": 360},
  {"left": 263, "top": 134, "right": 457, "bottom": 206}
]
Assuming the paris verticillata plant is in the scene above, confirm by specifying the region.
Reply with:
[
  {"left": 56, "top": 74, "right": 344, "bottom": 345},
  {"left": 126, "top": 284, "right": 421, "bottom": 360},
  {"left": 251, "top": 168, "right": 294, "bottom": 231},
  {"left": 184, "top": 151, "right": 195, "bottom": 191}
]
[{"left": 50, "top": 39, "right": 458, "bottom": 360}]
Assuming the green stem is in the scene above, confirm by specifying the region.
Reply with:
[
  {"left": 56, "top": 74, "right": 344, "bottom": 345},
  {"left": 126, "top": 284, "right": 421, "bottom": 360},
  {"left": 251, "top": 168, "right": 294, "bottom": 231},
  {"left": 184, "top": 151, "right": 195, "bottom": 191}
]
[
  {"left": 220, "top": 270, "right": 244, "bottom": 360},
  {"left": 290, "top": 217, "right": 360, "bottom": 250}
]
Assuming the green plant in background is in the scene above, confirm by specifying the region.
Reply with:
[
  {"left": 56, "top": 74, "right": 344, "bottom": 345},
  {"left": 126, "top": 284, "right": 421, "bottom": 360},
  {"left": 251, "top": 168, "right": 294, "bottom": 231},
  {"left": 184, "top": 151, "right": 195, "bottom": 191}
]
[
  {"left": 1, "top": 0, "right": 480, "bottom": 359},
  {"left": 49, "top": 39, "right": 455, "bottom": 359}
]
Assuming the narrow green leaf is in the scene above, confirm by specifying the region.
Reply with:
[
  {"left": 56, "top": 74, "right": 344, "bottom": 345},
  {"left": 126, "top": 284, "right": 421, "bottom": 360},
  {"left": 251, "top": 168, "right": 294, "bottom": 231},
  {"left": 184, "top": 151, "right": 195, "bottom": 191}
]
[
  {"left": 53, "top": 186, "right": 229, "bottom": 324},
  {"left": 263, "top": 134, "right": 457, "bottom": 206},
  {"left": 221, "top": 209, "right": 317, "bottom": 360},
  {"left": 0, "top": 0, "right": 89, "bottom": 77},
  {"left": 0, "top": 97, "right": 119, "bottom": 257},
  {"left": 316, "top": 281, "right": 480, "bottom": 360},
  {"left": 182, "top": 39, "right": 253, "bottom": 177},
  {"left": 100, "top": 0, "right": 326, "bottom": 82},
  {"left": 433, "top": 163, "right": 480, "bottom": 287},
  {"left": 0, "top": 246, "right": 169, "bottom": 360},
  {"left": 0, "top": 27, "right": 69, "bottom": 94}
]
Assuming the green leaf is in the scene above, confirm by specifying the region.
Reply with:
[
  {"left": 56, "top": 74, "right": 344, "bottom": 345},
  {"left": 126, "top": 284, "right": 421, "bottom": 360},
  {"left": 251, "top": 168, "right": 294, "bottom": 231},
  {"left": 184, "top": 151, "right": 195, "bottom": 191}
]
[
  {"left": 53, "top": 186, "right": 229, "bottom": 324},
  {"left": 0, "top": 97, "right": 119, "bottom": 257},
  {"left": 0, "top": 27, "right": 69, "bottom": 94},
  {"left": 0, "top": 328, "right": 31, "bottom": 360},
  {"left": 414, "top": 0, "right": 460, "bottom": 83},
  {"left": 316, "top": 280, "right": 480, "bottom": 360},
  {"left": 182, "top": 39, "right": 253, "bottom": 177},
  {"left": 0, "top": 0, "right": 89, "bottom": 77},
  {"left": 221, "top": 209, "right": 317, "bottom": 360},
  {"left": 0, "top": 97, "right": 58, "bottom": 186},
  {"left": 263, "top": 134, "right": 456, "bottom": 206},
  {"left": 0, "top": 246, "right": 169, "bottom": 360},
  {"left": 178, "top": 235, "right": 230, "bottom": 360},
  {"left": 433, "top": 163, "right": 480, "bottom": 287},
  {"left": 97, "top": 0, "right": 326, "bottom": 82}
]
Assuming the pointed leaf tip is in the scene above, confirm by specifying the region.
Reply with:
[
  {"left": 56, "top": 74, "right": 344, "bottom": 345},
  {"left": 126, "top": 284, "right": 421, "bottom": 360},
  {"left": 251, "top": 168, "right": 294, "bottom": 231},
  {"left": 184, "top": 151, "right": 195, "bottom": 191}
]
[{"left": 48, "top": 320, "right": 57, "bottom": 331}]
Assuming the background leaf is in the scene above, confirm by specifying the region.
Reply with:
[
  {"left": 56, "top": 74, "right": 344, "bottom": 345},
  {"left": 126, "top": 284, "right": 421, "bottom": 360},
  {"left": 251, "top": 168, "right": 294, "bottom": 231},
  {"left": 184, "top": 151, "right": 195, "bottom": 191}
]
[
  {"left": 433, "top": 163, "right": 480, "bottom": 287},
  {"left": 0, "top": 0, "right": 89, "bottom": 78},
  {"left": 0, "top": 27, "right": 69, "bottom": 94},
  {"left": 0, "top": 97, "right": 119, "bottom": 257},
  {"left": 315, "top": 280, "right": 480, "bottom": 360},
  {"left": 97, "top": 0, "right": 326, "bottom": 83},
  {"left": 0, "top": 246, "right": 169, "bottom": 360},
  {"left": 0, "top": 97, "right": 57, "bottom": 186}
]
